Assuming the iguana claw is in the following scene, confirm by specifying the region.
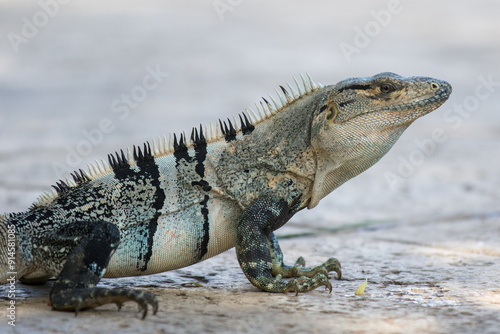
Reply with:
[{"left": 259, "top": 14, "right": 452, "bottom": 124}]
[{"left": 51, "top": 287, "right": 158, "bottom": 320}]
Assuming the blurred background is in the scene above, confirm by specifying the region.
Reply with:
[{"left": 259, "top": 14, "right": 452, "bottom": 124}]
[
  {"left": 0, "top": 0, "right": 499, "bottom": 228},
  {"left": 1, "top": 2, "right": 499, "bottom": 333}
]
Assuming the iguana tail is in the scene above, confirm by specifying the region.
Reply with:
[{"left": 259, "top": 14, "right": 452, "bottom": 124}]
[{"left": 0, "top": 214, "right": 15, "bottom": 284}]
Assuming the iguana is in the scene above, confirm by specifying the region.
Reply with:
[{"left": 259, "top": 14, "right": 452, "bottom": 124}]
[{"left": 0, "top": 72, "right": 451, "bottom": 319}]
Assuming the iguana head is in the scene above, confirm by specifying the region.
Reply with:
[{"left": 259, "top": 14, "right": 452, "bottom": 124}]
[{"left": 308, "top": 72, "right": 452, "bottom": 208}]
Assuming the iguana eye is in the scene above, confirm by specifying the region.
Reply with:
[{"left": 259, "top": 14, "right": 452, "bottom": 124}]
[{"left": 380, "top": 84, "right": 394, "bottom": 94}]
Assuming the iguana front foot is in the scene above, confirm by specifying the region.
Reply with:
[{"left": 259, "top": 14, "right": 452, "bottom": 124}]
[
  {"left": 266, "top": 257, "right": 341, "bottom": 294},
  {"left": 280, "top": 256, "right": 342, "bottom": 280},
  {"left": 244, "top": 271, "right": 332, "bottom": 294},
  {"left": 279, "top": 272, "right": 333, "bottom": 294},
  {"left": 50, "top": 287, "right": 158, "bottom": 319},
  {"left": 236, "top": 195, "right": 342, "bottom": 294},
  {"left": 312, "top": 257, "right": 342, "bottom": 280},
  {"left": 292, "top": 272, "right": 332, "bottom": 294}
]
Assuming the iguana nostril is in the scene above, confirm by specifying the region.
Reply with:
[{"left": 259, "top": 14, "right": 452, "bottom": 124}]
[{"left": 430, "top": 82, "right": 440, "bottom": 90}]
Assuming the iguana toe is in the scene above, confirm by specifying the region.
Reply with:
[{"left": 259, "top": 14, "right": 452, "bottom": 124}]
[{"left": 50, "top": 287, "right": 158, "bottom": 319}]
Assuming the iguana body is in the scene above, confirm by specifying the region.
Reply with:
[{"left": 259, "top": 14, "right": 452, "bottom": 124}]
[{"left": 0, "top": 73, "right": 451, "bottom": 318}]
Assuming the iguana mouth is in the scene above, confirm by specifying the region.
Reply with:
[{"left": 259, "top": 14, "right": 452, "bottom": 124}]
[
  {"left": 396, "top": 84, "right": 451, "bottom": 112},
  {"left": 362, "top": 82, "right": 452, "bottom": 117}
]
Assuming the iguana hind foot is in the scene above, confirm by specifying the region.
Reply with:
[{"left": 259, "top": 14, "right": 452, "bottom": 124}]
[
  {"left": 50, "top": 287, "right": 158, "bottom": 319},
  {"left": 48, "top": 220, "right": 158, "bottom": 319}
]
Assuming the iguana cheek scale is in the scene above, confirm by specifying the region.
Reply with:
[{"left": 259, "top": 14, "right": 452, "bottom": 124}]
[{"left": 0, "top": 73, "right": 451, "bottom": 318}]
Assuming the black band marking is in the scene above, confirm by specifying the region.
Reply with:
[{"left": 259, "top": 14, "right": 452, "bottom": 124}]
[
  {"left": 219, "top": 119, "right": 237, "bottom": 142},
  {"left": 110, "top": 142, "right": 164, "bottom": 272},
  {"left": 135, "top": 143, "right": 164, "bottom": 271},
  {"left": 338, "top": 84, "right": 371, "bottom": 93},
  {"left": 197, "top": 194, "right": 210, "bottom": 260},
  {"left": 173, "top": 131, "right": 211, "bottom": 261},
  {"left": 239, "top": 113, "right": 255, "bottom": 135}
]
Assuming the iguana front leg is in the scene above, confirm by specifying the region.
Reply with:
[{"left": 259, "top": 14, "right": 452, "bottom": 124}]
[
  {"left": 48, "top": 221, "right": 158, "bottom": 319},
  {"left": 235, "top": 195, "right": 341, "bottom": 294}
]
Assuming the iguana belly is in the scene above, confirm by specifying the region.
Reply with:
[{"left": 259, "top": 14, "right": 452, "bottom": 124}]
[{"left": 103, "top": 197, "right": 240, "bottom": 277}]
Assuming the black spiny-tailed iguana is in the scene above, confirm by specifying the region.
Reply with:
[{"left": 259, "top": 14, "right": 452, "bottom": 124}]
[{"left": 0, "top": 73, "right": 451, "bottom": 318}]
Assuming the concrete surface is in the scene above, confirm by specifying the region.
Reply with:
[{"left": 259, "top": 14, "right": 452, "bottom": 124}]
[{"left": 0, "top": 1, "right": 499, "bottom": 333}]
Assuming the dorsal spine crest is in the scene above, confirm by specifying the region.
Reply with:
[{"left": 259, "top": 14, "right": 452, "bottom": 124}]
[{"left": 31, "top": 74, "right": 321, "bottom": 208}]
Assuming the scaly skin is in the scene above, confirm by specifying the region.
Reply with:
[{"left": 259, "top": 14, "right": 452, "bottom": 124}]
[{"left": 0, "top": 73, "right": 451, "bottom": 318}]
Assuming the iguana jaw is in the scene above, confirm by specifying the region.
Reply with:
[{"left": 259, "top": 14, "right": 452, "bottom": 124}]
[
  {"left": 360, "top": 85, "right": 451, "bottom": 118},
  {"left": 340, "top": 86, "right": 451, "bottom": 136}
]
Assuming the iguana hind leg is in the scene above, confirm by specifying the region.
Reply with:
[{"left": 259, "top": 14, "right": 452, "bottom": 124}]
[
  {"left": 49, "top": 221, "right": 158, "bottom": 319},
  {"left": 235, "top": 195, "right": 341, "bottom": 294}
]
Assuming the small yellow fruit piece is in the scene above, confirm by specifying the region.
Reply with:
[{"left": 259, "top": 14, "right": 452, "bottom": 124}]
[{"left": 355, "top": 278, "right": 368, "bottom": 295}]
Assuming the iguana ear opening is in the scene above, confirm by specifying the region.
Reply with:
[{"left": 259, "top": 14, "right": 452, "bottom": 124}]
[
  {"left": 318, "top": 101, "right": 339, "bottom": 124},
  {"left": 326, "top": 103, "right": 339, "bottom": 121}
]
